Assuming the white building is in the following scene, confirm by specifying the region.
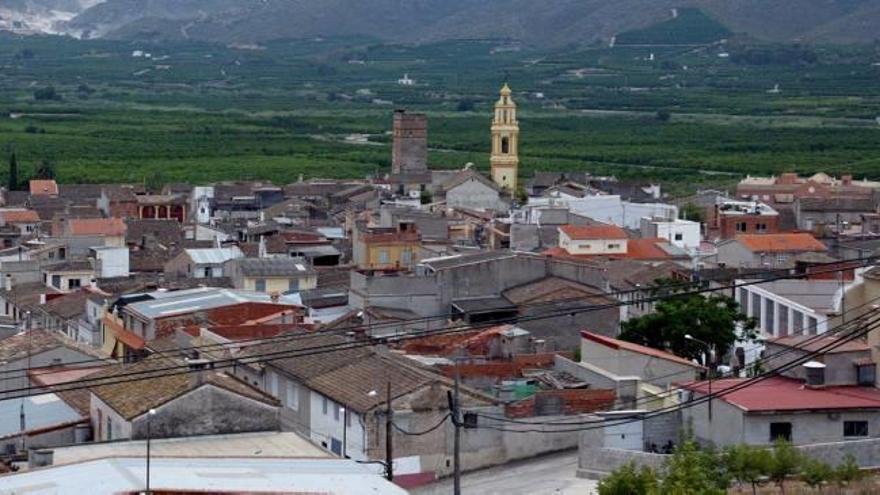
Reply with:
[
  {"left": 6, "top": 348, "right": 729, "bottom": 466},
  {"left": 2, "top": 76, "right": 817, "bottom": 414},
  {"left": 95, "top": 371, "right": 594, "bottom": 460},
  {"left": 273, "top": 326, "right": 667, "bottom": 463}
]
[
  {"left": 90, "top": 247, "right": 129, "bottom": 279},
  {"left": 640, "top": 217, "right": 701, "bottom": 253},
  {"left": 531, "top": 193, "right": 678, "bottom": 229},
  {"left": 734, "top": 279, "right": 847, "bottom": 364}
]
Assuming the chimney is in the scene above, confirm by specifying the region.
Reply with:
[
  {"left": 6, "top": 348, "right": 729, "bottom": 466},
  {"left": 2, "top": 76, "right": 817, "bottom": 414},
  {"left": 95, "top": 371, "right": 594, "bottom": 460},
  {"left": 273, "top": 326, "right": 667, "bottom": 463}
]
[
  {"left": 804, "top": 361, "right": 826, "bottom": 388},
  {"left": 89, "top": 278, "right": 97, "bottom": 289},
  {"left": 186, "top": 358, "right": 212, "bottom": 387},
  {"left": 258, "top": 236, "right": 267, "bottom": 258},
  {"left": 4, "top": 274, "right": 11, "bottom": 291}
]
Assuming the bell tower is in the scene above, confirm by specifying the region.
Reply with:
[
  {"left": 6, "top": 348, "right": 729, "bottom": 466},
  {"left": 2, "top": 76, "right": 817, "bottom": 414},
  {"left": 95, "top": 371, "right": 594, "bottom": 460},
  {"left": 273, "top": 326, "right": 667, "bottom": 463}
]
[{"left": 490, "top": 83, "right": 519, "bottom": 191}]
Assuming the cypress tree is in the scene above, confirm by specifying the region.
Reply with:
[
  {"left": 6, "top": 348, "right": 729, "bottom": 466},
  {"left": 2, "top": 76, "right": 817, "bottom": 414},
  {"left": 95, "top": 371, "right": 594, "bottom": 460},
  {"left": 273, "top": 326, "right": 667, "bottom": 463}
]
[{"left": 8, "top": 152, "right": 18, "bottom": 191}]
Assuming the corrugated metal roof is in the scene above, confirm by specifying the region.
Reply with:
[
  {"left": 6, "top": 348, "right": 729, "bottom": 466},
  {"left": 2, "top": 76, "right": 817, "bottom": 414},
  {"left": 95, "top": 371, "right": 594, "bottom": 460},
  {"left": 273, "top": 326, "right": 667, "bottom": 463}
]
[
  {"left": 0, "top": 457, "right": 408, "bottom": 494},
  {"left": 185, "top": 246, "right": 244, "bottom": 265},
  {"left": 0, "top": 393, "right": 83, "bottom": 438},
  {"left": 126, "top": 288, "right": 301, "bottom": 319}
]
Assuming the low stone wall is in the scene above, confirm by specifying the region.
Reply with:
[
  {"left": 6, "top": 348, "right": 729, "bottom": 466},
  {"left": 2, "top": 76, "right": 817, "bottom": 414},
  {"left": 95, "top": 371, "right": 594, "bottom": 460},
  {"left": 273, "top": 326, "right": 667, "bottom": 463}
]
[
  {"left": 799, "top": 438, "right": 880, "bottom": 469},
  {"left": 577, "top": 447, "right": 668, "bottom": 480}
]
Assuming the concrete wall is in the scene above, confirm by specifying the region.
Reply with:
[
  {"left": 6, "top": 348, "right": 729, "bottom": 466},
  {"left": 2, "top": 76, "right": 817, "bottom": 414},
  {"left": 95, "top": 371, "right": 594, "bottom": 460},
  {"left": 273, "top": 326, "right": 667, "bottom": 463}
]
[
  {"left": 309, "top": 390, "right": 367, "bottom": 460},
  {"left": 348, "top": 271, "right": 442, "bottom": 316},
  {"left": 683, "top": 391, "right": 880, "bottom": 446},
  {"left": 446, "top": 180, "right": 504, "bottom": 212},
  {"left": 764, "top": 343, "right": 869, "bottom": 385},
  {"left": 580, "top": 338, "right": 700, "bottom": 388},
  {"left": 799, "top": 437, "right": 880, "bottom": 468},
  {"left": 129, "top": 384, "right": 279, "bottom": 440}
]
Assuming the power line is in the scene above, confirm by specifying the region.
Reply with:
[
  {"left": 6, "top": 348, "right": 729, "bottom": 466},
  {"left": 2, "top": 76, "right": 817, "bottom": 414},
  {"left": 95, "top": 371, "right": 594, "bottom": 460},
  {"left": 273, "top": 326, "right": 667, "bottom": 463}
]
[
  {"left": 476, "top": 310, "right": 880, "bottom": 433},
  {"left": 7, "top": 254, "right": 873, "bottom": 381},
  {"left": 391, "top": 414, "right": 451, "bottom": 436}
]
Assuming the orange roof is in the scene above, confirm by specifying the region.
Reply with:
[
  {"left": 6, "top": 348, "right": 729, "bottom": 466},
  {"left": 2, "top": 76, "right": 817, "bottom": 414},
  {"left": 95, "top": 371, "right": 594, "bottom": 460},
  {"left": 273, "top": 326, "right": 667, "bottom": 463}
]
[
  {"left": 0, "top": 209, "right": 40, "bottom": 223},
  {"left": 624, "top": 238, "right": 675, "bottom": 260},
  {"left": 544, "top": 238, "right": 680, "bottom": 261},
  {"left": 559, "top": 224, "right": 627, "bottom": 241},
  {"left": 68, "top": 218, "right": 127, "bottom": 237},
  {"left": 735, "top": 233, "right": 826, "bottom": 253},
  {"left": 29, "top": 179, "right": 59, "bottom": 196},
  {"left": 581, "top": 331, "right": 704, "bottom": 369}
]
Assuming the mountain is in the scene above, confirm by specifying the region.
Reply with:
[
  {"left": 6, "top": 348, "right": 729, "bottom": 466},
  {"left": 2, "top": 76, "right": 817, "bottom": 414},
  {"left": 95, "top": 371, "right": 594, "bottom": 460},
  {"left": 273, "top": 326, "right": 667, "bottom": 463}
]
[
  {"left": 0, "top": 0, "right": 101, "bottom": 35},
  {"left": 5, "top": 0, "right": 880, "bottom": 46}
]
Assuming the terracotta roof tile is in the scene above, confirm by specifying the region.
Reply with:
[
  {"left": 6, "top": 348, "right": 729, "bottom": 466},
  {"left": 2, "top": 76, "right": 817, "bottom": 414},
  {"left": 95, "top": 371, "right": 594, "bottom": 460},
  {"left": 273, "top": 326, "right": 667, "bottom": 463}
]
[
  {"left": 0, "top": 209, "right": 40, "bottom": 223},
  {"left": 68, "top": 218, "right": 127, "bottom": 237},
  {"left": 559, "top": 224, "right": 627, "bottom": 241},
  {"left": 29, "top": 179, "right": 59, "bottom": 196},
  {"left": 89, "top": 356, "right": 278, "bottom": 420},
  {"left": 735, "top": 233, "right": 827, "bottom": 253}
]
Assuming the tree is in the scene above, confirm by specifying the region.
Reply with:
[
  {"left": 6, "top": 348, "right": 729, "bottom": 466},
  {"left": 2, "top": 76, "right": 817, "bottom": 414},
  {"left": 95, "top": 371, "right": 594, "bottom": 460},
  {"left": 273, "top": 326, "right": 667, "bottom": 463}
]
[
  {"left": 801, "top": 457, "right": 832, "bottom": 493},
  {"left": 8, "top": 151, "right": 19, "bottom": 192},
  {"left": 145, "top": 169, "right": 167, "bottom": 193},
  {"left": 419, "top": 188, "right": 432, "bottom": 205},
  {"left": 34, "top": 160, "right": 56, "bottom": 180},
  {"left": 598, "top": 462, "right": 658, "bottom": 495},
  {"left": 660, "top": 439, "right": 727, "bottom": 495},
  {"left": 833, "top": 454, "right": 862, "bottom": 487},
  {"left": 723, "top": 444, "right": 771, "bottom": 495},
  {"left": 515, "top": 185, "right": 528, "bottom": 205},
  {"left": 456, "top": 99, "right": 475, "bottom": 112},
  {"left": 680, "top": 202, "right": 704, "bottom": 223},
  {"left": 768, "top": 439, "right": 802, "bottom": 495},
  {"left": 656, "top": 110, "right": 672, "bottom": 122},
  {"left": 619, "top": 285, "right": 758, "bottom": 362},
  {"left": 33, "top": 86, "right": 60, "bottom": 101}
]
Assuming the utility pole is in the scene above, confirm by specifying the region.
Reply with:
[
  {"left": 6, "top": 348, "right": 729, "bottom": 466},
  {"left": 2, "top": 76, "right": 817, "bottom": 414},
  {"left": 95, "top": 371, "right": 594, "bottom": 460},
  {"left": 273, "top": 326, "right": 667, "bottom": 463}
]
[
  {"left": 385, "top": 381, "right": 393, "bottom": 482},
  {"left": 453, "top": 363, "right": 462, "bottom": 495}
]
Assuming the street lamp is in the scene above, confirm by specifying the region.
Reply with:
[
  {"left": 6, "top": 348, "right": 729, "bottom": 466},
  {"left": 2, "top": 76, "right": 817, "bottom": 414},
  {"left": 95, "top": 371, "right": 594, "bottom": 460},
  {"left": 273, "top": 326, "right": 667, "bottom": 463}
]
[
  {"left": 146, "top": 408, "right": 156, "bottom": 494},
  {"left": 685, "top": 334, "right": 714, "bottom": 422},
  {"left": 340, "top": 406, "right": 348, "bottom": 459}
]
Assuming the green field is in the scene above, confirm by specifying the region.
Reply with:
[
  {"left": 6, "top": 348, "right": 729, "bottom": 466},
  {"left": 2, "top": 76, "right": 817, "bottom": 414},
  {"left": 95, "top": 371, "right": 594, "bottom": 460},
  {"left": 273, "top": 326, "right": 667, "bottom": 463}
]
[{"left": 1, "top": 32, "right": 880, "bottom": 196}]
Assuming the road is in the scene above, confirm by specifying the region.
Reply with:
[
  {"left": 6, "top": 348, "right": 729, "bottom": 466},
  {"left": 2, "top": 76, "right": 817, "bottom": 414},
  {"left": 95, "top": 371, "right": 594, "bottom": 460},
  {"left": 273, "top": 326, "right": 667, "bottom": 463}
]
[{"left": 410, "top": 450, "right": 598, "bottom": 495}]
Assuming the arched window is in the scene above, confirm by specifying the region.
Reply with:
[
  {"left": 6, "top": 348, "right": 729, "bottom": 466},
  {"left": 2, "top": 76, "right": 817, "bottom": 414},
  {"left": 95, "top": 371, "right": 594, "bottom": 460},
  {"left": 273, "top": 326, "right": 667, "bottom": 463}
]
[{"left": 501, "top": 137, "right": 510, "bottom": 154}]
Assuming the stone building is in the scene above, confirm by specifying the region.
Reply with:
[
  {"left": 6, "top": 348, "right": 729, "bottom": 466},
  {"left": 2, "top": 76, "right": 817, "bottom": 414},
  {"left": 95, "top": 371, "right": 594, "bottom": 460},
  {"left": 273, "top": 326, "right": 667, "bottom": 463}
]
[{"left": 391, "top": 110, "right": 428, "bottom": 175}]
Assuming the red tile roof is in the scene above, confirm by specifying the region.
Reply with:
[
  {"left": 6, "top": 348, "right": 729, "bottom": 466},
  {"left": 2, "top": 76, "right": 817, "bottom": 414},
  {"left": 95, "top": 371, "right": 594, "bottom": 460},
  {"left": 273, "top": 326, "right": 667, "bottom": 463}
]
[
  {"left": 0, "top": 209, "right": 40, "bottom": 223},
  {"left": 559, "top": 224, "right": 627, "bottom": 241},
  {"left": 544, "top": 238, "right": 681, "bottom": 261},
  {"left": 29, "top": 179, "right": 59, "bottom": 196},
  {"left": 680, "top": 377, "right": 880, "bottom": 412},
  {"left": 68, "top": 218, "right": 127, "bottom": 237},
  {"left": 735, "top": 233, "right": 827, "bottom": 253},
  {"left": 581, "top": 331, "right": 703, "bottom": 369}
]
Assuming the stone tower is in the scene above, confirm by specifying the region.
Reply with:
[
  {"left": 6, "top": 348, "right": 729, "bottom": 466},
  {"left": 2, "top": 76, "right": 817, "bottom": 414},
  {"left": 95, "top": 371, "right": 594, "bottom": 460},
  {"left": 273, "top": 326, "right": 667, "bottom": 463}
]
[
  {"left": 391, "top": 110, "right": 428, "bottom": 175},
  {"left": 490, "top": 83, "right": 519, "bottom": 191}
]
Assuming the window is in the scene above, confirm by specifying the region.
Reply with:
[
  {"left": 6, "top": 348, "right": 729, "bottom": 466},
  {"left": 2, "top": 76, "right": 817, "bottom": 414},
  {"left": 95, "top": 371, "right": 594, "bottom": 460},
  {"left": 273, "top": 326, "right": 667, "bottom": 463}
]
[
  {"left": 757, "top": 223, "right": 767, "bottom": 232},
  {"left": 401, "top": 250, "right": 412, "bottom": 265},
  {"left": 333, "top": 403, "right": 340, "bottom": 421},
  {"left": 770, "top": 422, "right": 792, "bottom": 442},
  {"left": 778, "top": 305, "right": 789, "bottom": 336},
  {"left": 608, "top": 244, "right": 621, "bottom": 250},
  {"left": 857, "top": 364, "right": 876, "bottom": 386},
  {"left": 288, "top": 279, "right": 299, "bottom": 292},
  {"left": 288, "top": 382, "right": 299, "bottom": 410},
  {"left": 322, "top": 396, "right": 328, "bottom": 415},
  {"left": 52, "top": 275, "right": 61, "bottom": 289},
  {"left": 751, "top": 293, "right": 761, "bottom": 319},
  {"left": 792, "top": 311, "right": 804, "bottom": 333},
  {"left": 106, "top": 418, "right": 113, "bottom": 441},
  {"left": 765, "top": 300, "right": 775, "bottom": 335},
  {"left": 736, "top": 222, "right": 747, "bottom": 232},
  {"left": 501, "top": 137, "right": 510, "bottom": 154},
  {"left": 808, "top": 316, "right": 819, "bottom": 335},
  {"left": 255, "top": 279, "right": 267, "bottom": 292},
  {"left": 204, "top": 267, "right": 213, "bottom": 278},
  {"left": 674, "top": 233, "right": 683, "bottom": 241},
  {"left": 738, "top": 288, "right": 749, "bottom": 315},
  {"left": 776, "top": 254, "right": 787, "bottom": 264},
  {"left": 844, "top": 421, "right": 868, "bottom": 438},
  {"left": 68, "top": 279, "right": 82, "bottom": 290}
]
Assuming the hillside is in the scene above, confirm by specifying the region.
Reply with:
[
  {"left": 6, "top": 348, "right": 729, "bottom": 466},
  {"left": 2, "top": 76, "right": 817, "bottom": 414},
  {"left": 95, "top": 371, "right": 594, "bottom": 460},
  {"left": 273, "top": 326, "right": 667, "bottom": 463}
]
[{"left": 5, "top": 0, "right": 880, "bottom": 46}]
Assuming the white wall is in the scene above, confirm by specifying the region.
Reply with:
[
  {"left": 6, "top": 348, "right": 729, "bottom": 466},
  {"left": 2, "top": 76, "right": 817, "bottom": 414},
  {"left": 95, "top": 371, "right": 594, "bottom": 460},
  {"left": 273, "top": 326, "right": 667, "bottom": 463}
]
[
  {"left": 559, "top": 231, "right": 627, "bottom": 255},
  {"left": 93, "top": 247, "right": 130, "bottom": 278},
  {"left": 644, "top": 219, "right": 701, "bottom": 251},
  {"left": 309, "top": 390, "right": 367, "bottom": 460},
  {"left": 535, "top": 194, "right": 678, "bottom": 229}
]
